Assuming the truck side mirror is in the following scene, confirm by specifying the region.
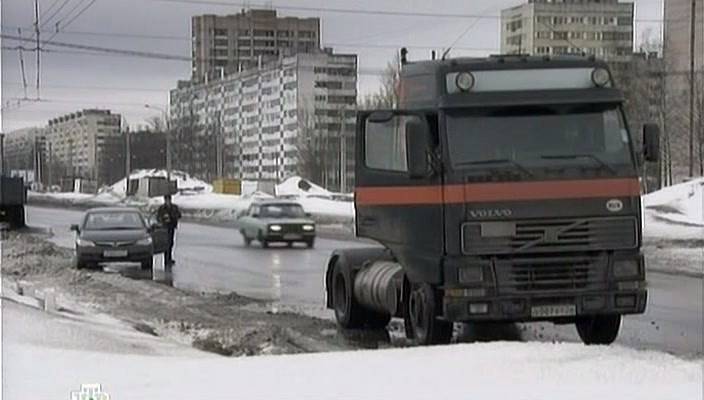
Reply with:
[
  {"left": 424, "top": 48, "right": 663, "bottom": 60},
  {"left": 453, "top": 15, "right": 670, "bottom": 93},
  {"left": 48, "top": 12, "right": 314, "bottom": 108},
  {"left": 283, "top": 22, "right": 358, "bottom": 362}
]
[
  {"left": 406, "top": 119, "right": 432, "bottom": 179},
  {"left": 70, "top": 224, "right": 80, "bottom": 232},
  {"left": 643, "top": 123, "right": 660, "bottom": 163}
]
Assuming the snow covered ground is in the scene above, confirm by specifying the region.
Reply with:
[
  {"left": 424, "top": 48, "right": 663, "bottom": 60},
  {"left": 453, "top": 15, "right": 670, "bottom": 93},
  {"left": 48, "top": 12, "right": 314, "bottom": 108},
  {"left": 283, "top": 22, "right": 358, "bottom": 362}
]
[
  {"left": 644, "top": 178, "right": 704, "bottom": 227},
  {"left": 3, "top": 297, "right": 702, "bottom": 400}
]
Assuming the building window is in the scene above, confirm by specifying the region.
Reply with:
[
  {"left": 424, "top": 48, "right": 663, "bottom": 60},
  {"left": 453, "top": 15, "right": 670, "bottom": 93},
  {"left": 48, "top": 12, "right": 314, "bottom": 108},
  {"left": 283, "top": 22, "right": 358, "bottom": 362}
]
[{"left": 553, "top": 31, "right": 568, "bottom": 40}]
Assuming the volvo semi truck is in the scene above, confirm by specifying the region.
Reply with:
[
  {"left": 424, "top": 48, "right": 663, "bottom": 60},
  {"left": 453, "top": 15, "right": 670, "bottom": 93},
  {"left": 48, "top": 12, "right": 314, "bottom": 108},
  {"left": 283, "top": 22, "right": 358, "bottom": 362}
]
[{"left": 325, "top": 53, "right": 659, "bottom": 345}]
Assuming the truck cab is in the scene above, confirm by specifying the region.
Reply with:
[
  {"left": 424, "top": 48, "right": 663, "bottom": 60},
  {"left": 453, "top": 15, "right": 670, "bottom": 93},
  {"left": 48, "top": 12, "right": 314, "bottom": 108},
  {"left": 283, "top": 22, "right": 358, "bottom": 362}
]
[{"left": 325, "top": 54, "right": 659, "bottom": 345}]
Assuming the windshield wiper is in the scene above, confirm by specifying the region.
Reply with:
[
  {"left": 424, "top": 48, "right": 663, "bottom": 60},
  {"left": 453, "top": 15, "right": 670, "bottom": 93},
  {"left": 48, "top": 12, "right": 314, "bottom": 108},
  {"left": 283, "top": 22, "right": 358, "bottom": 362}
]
[
  {"left": 456, "top": 158, "right": 534, "bottom": 177},
  {"left": 540, "top": 154, "right": 617, "bottom": 175}
]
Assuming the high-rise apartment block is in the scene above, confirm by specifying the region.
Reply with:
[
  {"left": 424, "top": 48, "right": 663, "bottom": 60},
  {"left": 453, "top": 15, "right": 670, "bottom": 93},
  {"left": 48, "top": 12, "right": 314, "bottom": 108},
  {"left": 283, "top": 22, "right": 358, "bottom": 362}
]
[
  {"left": 46, "top": 109, "right": 123, "bottom": 187},
  {"left": 170, "top": 50, "right": 358, "bottom": 190},
  {"left": 191, "top": 9, "right": 321, "bottom": 82},
  {"left": 501, "top": 0, "right": 634, "bottom": 61}
]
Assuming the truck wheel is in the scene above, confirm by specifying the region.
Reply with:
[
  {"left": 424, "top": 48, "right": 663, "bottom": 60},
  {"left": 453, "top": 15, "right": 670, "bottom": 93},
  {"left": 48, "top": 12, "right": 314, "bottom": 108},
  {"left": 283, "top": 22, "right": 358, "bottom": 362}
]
[
  {"left": 331, "top": 262, "right": 365, "bottom": 329},
  {"left": 408, "top": 283, "right": 452, "bottom": 345},
  {"left": 576, "top": 314, "right": 621, "bottom": 345}
]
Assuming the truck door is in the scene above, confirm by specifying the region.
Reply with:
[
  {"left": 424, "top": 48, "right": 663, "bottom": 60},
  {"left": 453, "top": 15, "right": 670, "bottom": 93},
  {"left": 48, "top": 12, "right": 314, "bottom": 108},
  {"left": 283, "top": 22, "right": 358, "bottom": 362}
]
[{"left": 354, "top": 111, "right": 444, "bottom": 284}]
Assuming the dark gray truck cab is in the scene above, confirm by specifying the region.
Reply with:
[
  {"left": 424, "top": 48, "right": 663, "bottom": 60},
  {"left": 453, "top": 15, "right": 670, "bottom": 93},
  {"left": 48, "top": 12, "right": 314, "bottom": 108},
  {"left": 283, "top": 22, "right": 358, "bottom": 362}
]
[
  {"left": 0, "top": 176, "right": 27, "bottom": 229},
  {"left": 326, "top": 54, "right": 659, "bottom": 345}
]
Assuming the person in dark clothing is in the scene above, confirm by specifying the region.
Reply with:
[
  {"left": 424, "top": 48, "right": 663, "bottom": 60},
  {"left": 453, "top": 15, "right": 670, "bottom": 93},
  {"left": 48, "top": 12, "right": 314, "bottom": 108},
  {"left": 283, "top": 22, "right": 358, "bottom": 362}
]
[{"left": 156, "top": 195, "right": 181, "bottom": 266}]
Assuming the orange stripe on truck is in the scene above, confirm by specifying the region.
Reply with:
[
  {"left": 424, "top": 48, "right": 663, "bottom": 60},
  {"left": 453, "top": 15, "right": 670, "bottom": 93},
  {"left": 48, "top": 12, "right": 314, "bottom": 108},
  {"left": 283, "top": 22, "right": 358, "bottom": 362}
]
[{"left": 355, "top": 178, "right": 640, "bottom": 206}]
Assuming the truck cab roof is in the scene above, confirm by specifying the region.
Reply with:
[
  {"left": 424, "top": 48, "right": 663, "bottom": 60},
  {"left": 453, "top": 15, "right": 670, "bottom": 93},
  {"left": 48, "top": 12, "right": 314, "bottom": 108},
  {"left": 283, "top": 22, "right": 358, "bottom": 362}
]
[{"left": 398, "top": 54, "right": 621, "bottom": 110}]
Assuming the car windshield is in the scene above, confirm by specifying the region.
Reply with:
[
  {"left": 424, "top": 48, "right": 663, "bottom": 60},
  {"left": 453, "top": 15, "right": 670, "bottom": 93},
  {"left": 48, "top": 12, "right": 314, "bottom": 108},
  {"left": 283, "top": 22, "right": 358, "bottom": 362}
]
[
  {"left": 83, "top": 212, "right": 145, "bottom": 231},
  {"left": 446, "top": 104, "right": 635, "bottom": 175},
  {"left": 259, "top": 204, "right": 306, "bottom": 218}
]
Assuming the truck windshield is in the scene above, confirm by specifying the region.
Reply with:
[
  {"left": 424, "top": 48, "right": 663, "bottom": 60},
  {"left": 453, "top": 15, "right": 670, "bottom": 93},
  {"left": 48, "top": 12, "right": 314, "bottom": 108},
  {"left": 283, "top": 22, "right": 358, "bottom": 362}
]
[{"left": 446, "top": 104, "right": 635, "bottom": 175}]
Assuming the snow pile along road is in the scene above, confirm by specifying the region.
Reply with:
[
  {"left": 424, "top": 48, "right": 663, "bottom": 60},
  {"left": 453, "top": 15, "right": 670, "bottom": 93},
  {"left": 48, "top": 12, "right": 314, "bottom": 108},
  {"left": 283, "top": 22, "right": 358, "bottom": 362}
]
[
  {"left": 6, "top": 337, "right": 702, "bottom": 399},
  {"left": 28, "top": 172, "right": 355, "bottom": 224},
  {"left": 644, "top": 177, "right": 704, "bottom": 227}
]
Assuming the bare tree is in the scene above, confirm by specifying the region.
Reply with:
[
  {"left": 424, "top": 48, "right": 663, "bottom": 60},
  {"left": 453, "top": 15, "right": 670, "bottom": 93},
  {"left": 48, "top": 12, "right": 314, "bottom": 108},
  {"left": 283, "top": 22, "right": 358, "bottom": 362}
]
[{"left": 360, "top": 53, "right": 401, "bottom": 109}]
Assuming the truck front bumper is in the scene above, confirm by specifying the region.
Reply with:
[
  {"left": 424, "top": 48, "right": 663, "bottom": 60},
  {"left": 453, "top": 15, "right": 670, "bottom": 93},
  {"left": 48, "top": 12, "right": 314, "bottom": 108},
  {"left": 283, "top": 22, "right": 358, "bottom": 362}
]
[
  {"left": 442, "top": 250, "right": 648, "bottom": 322},
  {"left": 443, "top": 288, "right": 647, "bottom": 322}
]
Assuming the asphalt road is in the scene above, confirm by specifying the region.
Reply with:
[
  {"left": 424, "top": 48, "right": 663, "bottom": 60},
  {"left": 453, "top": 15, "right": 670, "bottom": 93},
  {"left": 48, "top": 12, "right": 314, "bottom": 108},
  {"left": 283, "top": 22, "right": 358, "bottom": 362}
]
[{"left": 25, "top": 205, "right": 703, "bottom": 356}]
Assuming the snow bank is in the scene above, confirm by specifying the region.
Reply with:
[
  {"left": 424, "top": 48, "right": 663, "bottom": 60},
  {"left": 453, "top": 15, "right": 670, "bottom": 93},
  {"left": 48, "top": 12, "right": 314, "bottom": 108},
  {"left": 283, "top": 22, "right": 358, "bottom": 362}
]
[
  {"left": 644, "top": 178, "right": 704, "bottom": 226},
  {"left": 7, "top": 340, "right": 701, "bottom": 400},
  {"left": 275, "top": 176, "right": 333, "bottom": 198}
]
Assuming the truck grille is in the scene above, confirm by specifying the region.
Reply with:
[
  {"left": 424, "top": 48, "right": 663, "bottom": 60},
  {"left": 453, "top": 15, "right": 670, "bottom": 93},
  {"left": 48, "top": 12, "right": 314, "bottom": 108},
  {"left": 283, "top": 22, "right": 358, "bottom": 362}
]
[
  {"left": 495, "top": 254, "right": 608, "bottom": 294},
  {"left": 462, "top": 217, "right": 637, "bottom": 255}
]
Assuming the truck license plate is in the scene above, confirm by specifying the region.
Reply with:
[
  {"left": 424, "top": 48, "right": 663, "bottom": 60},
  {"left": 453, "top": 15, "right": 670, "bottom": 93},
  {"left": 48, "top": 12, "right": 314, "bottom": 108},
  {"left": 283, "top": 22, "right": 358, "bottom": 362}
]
[
  {"left": 531, "top": 304, "right": 576, "bottom": 318},
  {"left": 103, "top": 250, "right": 128, "bottom": 258}
]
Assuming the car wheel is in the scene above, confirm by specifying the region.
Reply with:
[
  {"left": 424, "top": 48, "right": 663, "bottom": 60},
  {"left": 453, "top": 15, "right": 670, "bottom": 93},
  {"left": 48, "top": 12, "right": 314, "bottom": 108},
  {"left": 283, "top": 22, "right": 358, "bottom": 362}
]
[
  {"left": 306, "top": 238, "right": 315, "bottom": 249},
  {"left": 258, "top": 231, "right": 269, "bottom": 248},
  {"left": 241, "top": 230, "right": 252, "bottom": 246},
  {"left": 74, "top": 257, "right": 86, "bottom": 270},
  {"left": 287, "top": 241, "right": 294, "bottom": 248},
  {"left": 141, "top": 257, "right": 154, "bottom": 271}
]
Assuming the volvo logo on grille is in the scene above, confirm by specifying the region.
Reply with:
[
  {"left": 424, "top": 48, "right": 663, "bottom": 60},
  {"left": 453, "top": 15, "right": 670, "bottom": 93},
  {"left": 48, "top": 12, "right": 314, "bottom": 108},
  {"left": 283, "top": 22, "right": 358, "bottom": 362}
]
[
  {"left": 606, "top": 199, "right": 624, "bottom": 213},
  {"left": 469, "top": 208, "right": 513, "bottom": 219}
]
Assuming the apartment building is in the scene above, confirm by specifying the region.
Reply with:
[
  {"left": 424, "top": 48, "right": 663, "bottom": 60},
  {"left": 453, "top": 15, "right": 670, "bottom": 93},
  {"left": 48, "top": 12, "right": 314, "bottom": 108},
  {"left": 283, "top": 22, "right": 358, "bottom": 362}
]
[
  {"left": 191, "top": 9, "right": 321, "bottom": 82},
  {"left": 46, "top": 109, "right": 123, "bottom": 187},
  {"left": 170, "top": 50, "right": 358, "bottom": 191},
  {"left": 501, "top": 0, "right": 634, "bottom": 61},
  {"left": 2, "top": 127, "right": 47, "bottom": 183}
]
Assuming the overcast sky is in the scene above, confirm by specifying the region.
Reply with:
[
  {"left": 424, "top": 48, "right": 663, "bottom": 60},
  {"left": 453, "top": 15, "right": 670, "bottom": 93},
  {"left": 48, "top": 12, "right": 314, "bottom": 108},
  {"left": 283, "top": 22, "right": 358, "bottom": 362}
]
[{"left": 1, "top": 0, "right": 663, "bottom": 132}]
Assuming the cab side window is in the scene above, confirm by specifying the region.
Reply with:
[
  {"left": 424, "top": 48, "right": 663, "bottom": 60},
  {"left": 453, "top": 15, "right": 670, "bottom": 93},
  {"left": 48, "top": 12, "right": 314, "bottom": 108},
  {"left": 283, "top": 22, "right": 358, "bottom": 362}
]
[{"left": 365, "top": 115, "right": 418, "bottom": 172}]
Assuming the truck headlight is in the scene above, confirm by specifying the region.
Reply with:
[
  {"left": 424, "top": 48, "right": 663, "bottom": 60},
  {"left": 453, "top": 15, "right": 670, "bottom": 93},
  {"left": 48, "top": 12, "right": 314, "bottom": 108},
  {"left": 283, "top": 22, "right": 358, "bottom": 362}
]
[
  {"left": 136, "top": 237, "right": 153, "bottom": 246},
  {"left": 76, "top": 238, "right": 95, "bottom": 247},
  {"left": 269, "top": 225, "right": 282, "bottom": 232},
  {"left": 613, "top": 259, "right": 640, "bottom": 278},
  {"left": 302, "top": 224, "right": 315, "bottom": 231}
]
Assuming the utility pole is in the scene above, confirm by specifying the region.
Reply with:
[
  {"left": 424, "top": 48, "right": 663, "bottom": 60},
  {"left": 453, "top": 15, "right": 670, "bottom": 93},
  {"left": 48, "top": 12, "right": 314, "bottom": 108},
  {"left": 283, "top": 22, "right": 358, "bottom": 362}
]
[
  {"left": 34, "top": 0, "right": 41, "bottom": 99},
  {"left": 689, "top": 0, "right": 696, "bottom": 177},
  {"left": 125, "top": 131, "right": 131, "bottom": 184}
]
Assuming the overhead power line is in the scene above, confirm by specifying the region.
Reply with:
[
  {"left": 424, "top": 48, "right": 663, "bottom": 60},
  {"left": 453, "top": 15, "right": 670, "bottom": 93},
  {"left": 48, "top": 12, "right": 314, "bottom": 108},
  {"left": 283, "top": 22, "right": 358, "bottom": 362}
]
[
  {"left": 146, "top": 0, "right": 672, "bottom": 23},
  {"left": 40, "top": 0, "right": 72, "bottom": 29},
  {"left": 0, "top": 26, "right": 500, "bottom": 51},
  {"left": 46, "top": 0, "right": 99, "bottom": 42}
]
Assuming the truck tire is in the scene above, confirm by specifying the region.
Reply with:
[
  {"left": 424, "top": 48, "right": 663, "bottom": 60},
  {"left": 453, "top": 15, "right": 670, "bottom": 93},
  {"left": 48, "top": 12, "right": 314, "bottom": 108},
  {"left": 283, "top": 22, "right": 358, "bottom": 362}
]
[
  {"left": 407, "top": 283, "right": 452, "bottom": 345},
  {"left": 576, "top": 314, "right": 621, "bottom": 345},
  {"left": 331, "top": 261, "right": 365, "bottom": 329}
]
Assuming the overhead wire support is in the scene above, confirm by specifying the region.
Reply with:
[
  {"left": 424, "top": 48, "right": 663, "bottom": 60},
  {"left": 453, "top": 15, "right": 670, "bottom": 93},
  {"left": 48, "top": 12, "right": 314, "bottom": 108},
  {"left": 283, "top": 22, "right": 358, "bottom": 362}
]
[{"left": 34, "top": 0, "right": 42, "bottom": 99}]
